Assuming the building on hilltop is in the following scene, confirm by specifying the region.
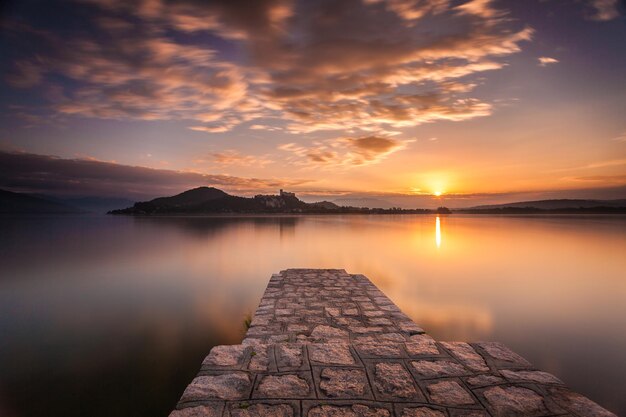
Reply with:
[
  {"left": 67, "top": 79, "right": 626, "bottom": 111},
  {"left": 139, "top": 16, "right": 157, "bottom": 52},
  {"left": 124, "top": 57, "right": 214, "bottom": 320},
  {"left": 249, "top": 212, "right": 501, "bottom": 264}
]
[{"left": 253, "top": 189, "right": 298, "bottom": 209}]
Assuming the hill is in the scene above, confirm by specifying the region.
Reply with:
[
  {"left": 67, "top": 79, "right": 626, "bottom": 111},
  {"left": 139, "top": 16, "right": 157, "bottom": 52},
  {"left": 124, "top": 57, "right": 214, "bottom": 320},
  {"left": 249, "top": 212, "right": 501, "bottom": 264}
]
[
  {"left": 457, "top": 199, "right": 626, "bottom": 214},
  {"left": 0, "top": 189, "right": 83, "bottom": 214},
  {"left": 108, "top": 187, "right": 435, "bottom": 215},
  {"left": 149, "top": 187, "right": 229, "bottom": 208},
  {"left": 40, "top": 196, "right": 136, "bottom": 214},
  {"left": 109, "top": 187, "right": 341, "bottom": 215},
  {"left": 467, "top": 199, "right": 626, "bottom": 210}
]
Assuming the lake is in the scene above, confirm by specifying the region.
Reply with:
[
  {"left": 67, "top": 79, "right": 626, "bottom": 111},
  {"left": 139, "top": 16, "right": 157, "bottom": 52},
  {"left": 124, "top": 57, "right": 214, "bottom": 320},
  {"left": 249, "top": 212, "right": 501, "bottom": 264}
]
[{"left": 0, "top": 214, "right": 624, "bottom": 416}]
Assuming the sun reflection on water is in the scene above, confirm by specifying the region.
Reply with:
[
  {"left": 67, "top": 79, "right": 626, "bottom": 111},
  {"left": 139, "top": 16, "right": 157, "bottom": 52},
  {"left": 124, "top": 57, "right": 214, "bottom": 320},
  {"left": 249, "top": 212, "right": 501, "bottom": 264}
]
[{"left": 435, "top": 215, "right": 442, "bottom": 248}]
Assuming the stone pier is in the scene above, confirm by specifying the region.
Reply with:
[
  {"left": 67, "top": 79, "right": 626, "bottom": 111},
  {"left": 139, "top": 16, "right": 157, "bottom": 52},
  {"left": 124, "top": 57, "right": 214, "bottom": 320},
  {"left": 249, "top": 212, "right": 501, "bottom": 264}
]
[{"left": 170, "top": 269, "right": 616, "bottom": 417}]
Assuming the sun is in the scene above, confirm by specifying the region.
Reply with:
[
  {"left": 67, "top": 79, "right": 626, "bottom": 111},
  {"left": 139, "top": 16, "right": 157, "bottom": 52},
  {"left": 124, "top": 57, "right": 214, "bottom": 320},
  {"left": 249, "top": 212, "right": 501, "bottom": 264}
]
[{"left": 434, "top": 191, "right": 443, "bottom": 197}]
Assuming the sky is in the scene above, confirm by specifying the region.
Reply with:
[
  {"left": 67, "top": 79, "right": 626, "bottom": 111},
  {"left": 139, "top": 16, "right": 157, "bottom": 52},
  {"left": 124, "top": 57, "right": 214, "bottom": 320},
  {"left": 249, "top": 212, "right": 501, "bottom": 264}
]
[{"left": 0, "top": 0, "right": 625, "bottom": 207}]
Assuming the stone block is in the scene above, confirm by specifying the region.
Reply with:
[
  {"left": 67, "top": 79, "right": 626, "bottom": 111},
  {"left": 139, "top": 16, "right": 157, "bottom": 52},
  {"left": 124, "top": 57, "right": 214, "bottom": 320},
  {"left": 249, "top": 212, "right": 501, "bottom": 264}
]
[
  {"left": 379, "top": 333, "right": 407, "bottom": 342},
  {"left": 475, "top": 342, "right": 531, "bottom": 368},
  {"left": 356, "top": 342, "right": 404, "bottom": 358},
  {"left": 481, "top": 385, "right": 549, "bottom": 416},
  {"left": 398, "top": 322, "right": 424, "bottom": 334},
  {"left": 448, "top": 411, "right": 489, "bottom": 417},
  {"left": 203, "top": 345, "right": 247, "bottom": 368},
  {"left": 243, "top": 342, "right": 271, "bottom": 372},
  {"left": 170, "top": 403, "right": 225, "bottom": 417},
  {"left": 398, "top": 406, "right": 446, "bottom": 417},
  {"left": 318, "top": 367, "right": 371, "bottom": 398},
  {"left": 500, "top": 369, "right": 563, "bottom": 385},
  {"left": 309, "top": 343, "right": 356, "bottom": 365},
  {"left": 465, "top": 374, "right": 505, "bottom": 387},
  {"left": 425, "top": 380, "right": 475, "bottom": 406},
  {"left": 363, "top": 311, "right": 385, "bottom": 317},
  {"left": 547, "top": 387, "right": 617, "bottom": 417},
  {"left": 276, "top": 344, "right": 305, "bottom": 370},
  {"left": 225, "top": 401, "right": 299, "bottom": 417},
  {"left": 310, "top": 325, "right": 349, "bottom": 341},
  {"left": 368, "top": 318, "right": 393, "bottom": 326},
  {"left": 440, "top": 342, "right": 489, "bottom": 372},
  {"left": 371, "top": 362, "right": 422, "bottom": 401},
  {"left": 351, "top": 326, "right": 384, "bottom": 334},
  {"left": 304, "top": 402, "right": 392, "bottom": 417},
  {"left": 268, "top": 335, "right": 290, "bottom": 343},
  {"left": 256, "top": 374, "right": 311, "bottom": 398},
  {"left": 180, "top": 373, "right": 251, "bottom": 402},
  {"left": 405, "top": 338, "right": 439, "bottom": 357},
  {"left": 410, "top": 360, "right": 469, "bottom": 378}
]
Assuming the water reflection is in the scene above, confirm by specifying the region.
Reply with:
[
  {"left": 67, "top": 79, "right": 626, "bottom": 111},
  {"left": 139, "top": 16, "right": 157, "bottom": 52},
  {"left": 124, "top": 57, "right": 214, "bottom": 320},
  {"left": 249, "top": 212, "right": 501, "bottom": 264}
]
[
  {"left": 436, "top": 215, "right": 442, "bottom": 248},
  {"left": 0, "top": 214, "right": 625, "bottom": 416}
]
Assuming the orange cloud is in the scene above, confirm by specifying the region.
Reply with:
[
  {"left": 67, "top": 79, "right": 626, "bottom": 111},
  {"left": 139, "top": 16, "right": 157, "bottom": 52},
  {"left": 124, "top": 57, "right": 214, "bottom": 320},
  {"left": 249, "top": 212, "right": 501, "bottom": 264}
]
[
  {"left": 364, "top": 0, "right": 449, "bottom": 21},
  {"left": 573, "top": 175, "right": 626, "bottom": 183},
  {"left": 195, "top": 150, "right": 273, "bottom": 167},
  {"left": 456, "top": 0, "right": 505, "bottom": 19},
  {"left": 612, "top": 131, "right": 626, "bottom": 143},
  {"left": 587, "top": 0, "right": 620, "bottom": 21},
  {"left": 538, "top": 56, "right": 559, "bottom": 66},
  {"left": 279, "top": 136, "right": 412, "bottom": 168}
]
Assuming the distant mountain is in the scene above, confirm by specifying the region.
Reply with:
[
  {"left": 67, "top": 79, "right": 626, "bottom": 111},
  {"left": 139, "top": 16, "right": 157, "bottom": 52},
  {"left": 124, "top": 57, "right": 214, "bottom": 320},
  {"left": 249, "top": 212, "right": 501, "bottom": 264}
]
[
  {"left": 0, "top": 189, "right": 83, "bottom": 214},
  {"left": 333, "top": 197, "right": 396, "bottom": 209},
  {"left": 458, "top": 199, "right": 626, "bottom": 214},
  {"left": 150, "top": 187, "right": 229, "bottom": 208},
  {"left": 309, "top": 201, "right": 341, "bottom": 210},
  {"left": 108, "top": 187, "right": 434, "bottom": 215},
  {"left": 44, "top": 196, "right": 136, "bottom": 214},
  {"left": 466, "top": 199, "right": 626, "bottom": 210}
]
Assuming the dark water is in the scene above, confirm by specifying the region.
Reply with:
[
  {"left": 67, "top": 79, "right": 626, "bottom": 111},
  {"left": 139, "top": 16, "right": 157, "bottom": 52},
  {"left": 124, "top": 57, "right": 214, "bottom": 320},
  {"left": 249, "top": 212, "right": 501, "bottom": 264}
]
[{"left": 0, "top": 214, "right": 625, "bottom": 416}]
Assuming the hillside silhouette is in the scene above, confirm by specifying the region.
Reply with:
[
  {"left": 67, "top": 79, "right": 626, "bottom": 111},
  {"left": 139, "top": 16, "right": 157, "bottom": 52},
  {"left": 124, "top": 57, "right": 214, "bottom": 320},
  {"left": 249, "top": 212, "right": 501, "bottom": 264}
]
[
  {"left": 0, "top": 189, "right": 83, "bottom": 214},
  {"left": 108, "top": 187, "right": 431, "bottom": 215}
]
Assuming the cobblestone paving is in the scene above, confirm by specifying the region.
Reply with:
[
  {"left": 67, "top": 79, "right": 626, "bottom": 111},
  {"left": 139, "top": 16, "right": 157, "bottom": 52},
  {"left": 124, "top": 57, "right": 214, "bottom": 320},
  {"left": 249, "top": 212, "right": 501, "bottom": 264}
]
[{"left": 171, "top": 269, "right": 616, "bottom": 417}]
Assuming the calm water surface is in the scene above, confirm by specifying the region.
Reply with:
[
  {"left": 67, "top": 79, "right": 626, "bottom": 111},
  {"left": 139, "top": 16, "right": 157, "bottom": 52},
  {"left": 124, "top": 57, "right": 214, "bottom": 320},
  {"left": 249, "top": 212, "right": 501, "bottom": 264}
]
[{"left": 0, "top": 214, "right": 625, "bottom": 416}]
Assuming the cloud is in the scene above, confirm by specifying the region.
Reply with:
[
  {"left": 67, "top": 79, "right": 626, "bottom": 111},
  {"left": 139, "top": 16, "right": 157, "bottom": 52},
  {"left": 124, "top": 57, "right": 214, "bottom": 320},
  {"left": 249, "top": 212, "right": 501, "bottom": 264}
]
[
  {"left": 189, "top": 125, "right": 232, "bottom": 134},
  {"left": 3, "top": 0, "right": 533, "bottom": 140},
  {"left": 612, "top": 131, "right": 626, "bottom": 142},
  {"left": 583, "top": 158, "right": 626, "bottom": 169},
  {"left": 249, "top": 124, "right": 281, "bottom": 131},
  {"left": 3, "top": 10, "right": 257, "bottom": 131},
  {"left": 344, "top": 136, "right": 410, "bottom": 165},
  {"left": 573, "top": 175, "right": 626, "bottom": 183},
  {"left": 455, "top": 0, "right": 506, "bottom": 19},
  {"left": 0, "top": 150, "right": 310, "bottom": 199},
  {"left": 279, "top": 135, "right": 412, "bottom": 167},
  {"left": 587, "top": 0, "right": 621, "bottom": 20},
  {"left": 538, "top": 56, "right": 559, "bottom": 66},
  {"left": 195, "top": 150, "right": 273, "bottom": 167},
  {"left": 548, "top": 157, "right": 626, "bottom": 173},
  {"left": 5, "top": 60, "right": 43, "bottom": 88}
]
